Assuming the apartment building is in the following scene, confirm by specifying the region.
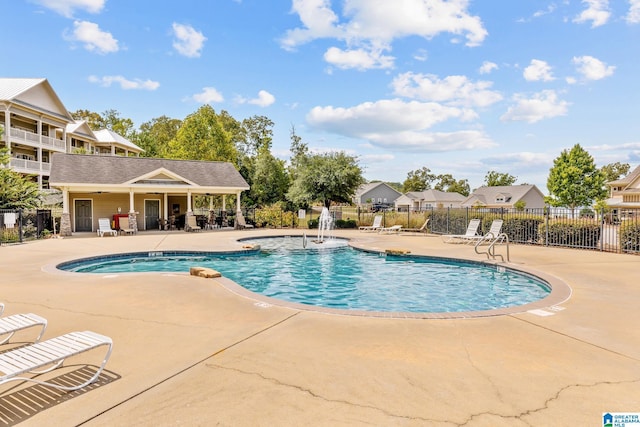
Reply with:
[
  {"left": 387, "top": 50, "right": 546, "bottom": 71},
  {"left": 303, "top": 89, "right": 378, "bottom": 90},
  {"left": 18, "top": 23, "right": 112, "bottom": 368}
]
[{"left": 0, "top": 78, "right": 142, "bottom": 190}]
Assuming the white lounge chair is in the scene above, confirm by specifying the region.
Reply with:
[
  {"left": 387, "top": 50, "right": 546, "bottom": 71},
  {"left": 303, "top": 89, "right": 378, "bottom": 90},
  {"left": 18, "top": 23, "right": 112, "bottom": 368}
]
[
  {"left": 359, "top": 215, "right": 383, "bottom": 232},
  {"left": 235, "top": 212, "right": 254, "bottom": 230},
  {"left": 0, "top": 313, "right": 47, "bottom": 345},
  {"left": 442, "top": 219, "right": 481, "bottom": 243},
  {"left": 97, "top": 218, "right": 118, "bottom": 237},
  {"left": 0, "top": 330, "right": 113, "bottom": 391},
  {"left": 185, "top": 215, "right": 202, "bottom": 232},
  {"left": 119, "top": 217, "right": 136, "bottom": 235},
  {"left": 0, "top": 303, "right": 4, "bottom": 316},
  {"left": 468, "top": 219, "right": 504, "bottom": 245},
  {"left": 402, "top": 218, "right": 430, "bottom": 235},
  {"left": 378, "top": 225, "right": 402, "bottom": 234}
]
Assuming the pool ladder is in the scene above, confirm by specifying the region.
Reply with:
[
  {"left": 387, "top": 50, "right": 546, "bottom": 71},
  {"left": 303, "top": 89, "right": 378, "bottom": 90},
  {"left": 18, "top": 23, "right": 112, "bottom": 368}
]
[{"left": 474, "top": 233, "right": 510, "bottom": 262}]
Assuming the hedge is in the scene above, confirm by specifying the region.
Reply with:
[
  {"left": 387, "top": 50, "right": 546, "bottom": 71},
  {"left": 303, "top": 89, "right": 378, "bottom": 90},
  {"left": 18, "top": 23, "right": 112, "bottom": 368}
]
[
  {"left": 539, "top": 222, "right": 601, "bottom": 248},
  {"left": 620, "top": 222, "right": 640, "bottom": 253}
]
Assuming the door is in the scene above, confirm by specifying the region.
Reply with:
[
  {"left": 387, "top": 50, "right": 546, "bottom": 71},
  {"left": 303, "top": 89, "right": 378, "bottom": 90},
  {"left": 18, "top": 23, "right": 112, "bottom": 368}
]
[
  {"left": 145, "top": 200, "right": 160, "bottom": 230},
  {"left": 74, "top": 200, "right": 92, "bottom": 232}
]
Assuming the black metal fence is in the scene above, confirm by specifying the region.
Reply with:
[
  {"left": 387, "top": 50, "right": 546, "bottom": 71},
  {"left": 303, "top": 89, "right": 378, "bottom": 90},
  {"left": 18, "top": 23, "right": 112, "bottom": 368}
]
[{"left": 4, "top": 205, "right": 639, "bottom": 255}]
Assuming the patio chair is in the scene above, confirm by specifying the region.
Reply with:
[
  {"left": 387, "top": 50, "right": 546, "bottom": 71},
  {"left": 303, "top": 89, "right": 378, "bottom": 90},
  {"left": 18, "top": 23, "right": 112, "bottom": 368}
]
[
  {"left": 401, "top": 218, "right": 430, "bottom": 235},
  {"left": 359, "top": 215, "right": 383, "bottom": 232},
  {"left": 119, "top": 217, "right": 136, "bottom": 235},
  {"left": 466, "top": 219, "right": 504, "bottom": 245},
  {"left": 0, "top": 330, "right": 113, "bottom": 391},
  {"left": 236, "top": 212, "right": 254, "bottom": 230},
  {"left": 0, "top": 303, "right": 3, "bottom": 316},
  {"left": 97, "top": 218, "right": 118, "bottom": 237},
  {"left": 441, "top": 219, "right": 481, "bottom": 244},
  {"left": 0, "top": 313, "right": 48, "bottom": 345},
  {"left": 378, "top": 225, "right": 402, "bottom": 234},
  {"left": 185, "top": 215, "right": 202, "bottom": 232}
]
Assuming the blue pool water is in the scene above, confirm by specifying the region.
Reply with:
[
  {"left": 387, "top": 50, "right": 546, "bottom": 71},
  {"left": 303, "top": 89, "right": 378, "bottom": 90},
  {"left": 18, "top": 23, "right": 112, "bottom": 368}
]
[{"left": 58, "top": 236, "right": 550, "bottom": 313}]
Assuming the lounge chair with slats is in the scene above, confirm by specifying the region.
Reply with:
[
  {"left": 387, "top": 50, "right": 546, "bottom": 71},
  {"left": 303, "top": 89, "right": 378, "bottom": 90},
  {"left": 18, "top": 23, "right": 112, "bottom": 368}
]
[
  {"left": 97, "top": 218, "right": 118, "bottom": 237},
  {"left": 119, "top": 217, "right": 136, "bottom": 235},
  {"left": 0, "top": 330, "right": 113, "bottom": 391},
  {"left": 441, "top": 218, "right": 481, "bottom": 244},
  {"left": 359, "top": 215, "right": 383, "bottom": 232},
  {"left": 185, "top": 215, "right": 202, "bottom": 232},
  {"left": 0, "top": 313, "right": 47, "bottom": 345},
  {"left": 378, "top": 225, "right": 402, "bottom": 234}
]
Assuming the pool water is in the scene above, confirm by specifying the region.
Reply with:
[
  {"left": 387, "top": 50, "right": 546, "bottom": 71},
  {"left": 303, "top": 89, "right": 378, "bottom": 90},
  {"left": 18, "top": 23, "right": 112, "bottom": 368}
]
[{"left": 59, "top": 236, "right": 550, "bottom": 313}]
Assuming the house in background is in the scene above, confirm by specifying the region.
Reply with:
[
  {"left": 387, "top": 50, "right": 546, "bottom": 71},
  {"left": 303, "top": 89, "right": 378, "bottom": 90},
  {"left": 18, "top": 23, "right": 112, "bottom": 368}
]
[
  {"left": 353, "top": 182, "right": 402, "bottom": 210},
  {"left": 395, "top": 189, "right": 466, "bottom": 211},
  {"left": 461, "top": 184, "right": 545, "bottom": 210},
  {"left": 605, "top": 165, "right": 640, "bottom": 217},
  {"left": 0, "top": 78, "right": 142, "bottom": 190}
]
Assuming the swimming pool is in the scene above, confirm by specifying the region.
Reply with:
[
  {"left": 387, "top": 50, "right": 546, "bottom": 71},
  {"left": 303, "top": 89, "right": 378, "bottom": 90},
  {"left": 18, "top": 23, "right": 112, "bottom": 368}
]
[{"left": 58, "top": 236, "right": 551, "bottom": 315}]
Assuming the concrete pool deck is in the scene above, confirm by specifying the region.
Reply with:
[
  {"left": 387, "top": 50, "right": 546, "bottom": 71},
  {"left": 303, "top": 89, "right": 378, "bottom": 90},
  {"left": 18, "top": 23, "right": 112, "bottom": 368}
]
[{"left": 0, "top": 229, "right": 639, "bottom": 426}]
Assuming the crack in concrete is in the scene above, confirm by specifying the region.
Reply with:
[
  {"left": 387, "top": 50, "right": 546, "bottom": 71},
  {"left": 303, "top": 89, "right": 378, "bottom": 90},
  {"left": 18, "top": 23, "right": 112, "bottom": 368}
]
[
  {"left": 205, "top": 363, "right": 455, "bottom": 425},
  {"left": 457, "top": 378, "right": 640, "bottom": 427}
]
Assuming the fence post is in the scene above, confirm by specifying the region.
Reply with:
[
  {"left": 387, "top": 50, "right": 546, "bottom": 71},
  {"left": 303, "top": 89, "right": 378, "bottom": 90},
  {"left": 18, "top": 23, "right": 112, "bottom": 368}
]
[
  {"left": 544, "top": 205, "right": 549, "bottom": 247},
  {"left": 599, "top": 207, "right": 604, "bottom": 251},
  {"left": 18, "top": 209, "right": 24, "bottom": 243}
]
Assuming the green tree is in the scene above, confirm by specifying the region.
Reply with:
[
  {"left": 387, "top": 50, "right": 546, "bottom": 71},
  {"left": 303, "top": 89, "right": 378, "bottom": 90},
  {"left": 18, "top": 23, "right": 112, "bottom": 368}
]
[
  {"left": 132, "top": 115, "right": 182, "bottom": 158},
  {"left": 0, "top": 146, "right": 42, "bottom": 209},
  {"left": 484, "top": 170, "right": 517, "bottom": 186},
  {"left": 250, "top": 146, "right": 290, "bottom": 207},
  {"left": 434, "top": 174, "right": 470, "bottom": 196},
  {"left": 600, "top": 162, "right": 630, "bottom": 182},
  {"left": 547, "top": 144, "right": 607, "bottom": 210},
  {"left": 71, "top": 109, "right": 135, "bottom": 138},
  {"left": 166, "top": 105, "right": 239, "bottom": 164},
  {"left": 287, "top": 151, "right": 364, "bottom": 208},
  {"left": 240, "top": 115, "right": 274, "bottom": 156},
  {"left": 402, "top": 167, "right": 435, "bottom": 192}
]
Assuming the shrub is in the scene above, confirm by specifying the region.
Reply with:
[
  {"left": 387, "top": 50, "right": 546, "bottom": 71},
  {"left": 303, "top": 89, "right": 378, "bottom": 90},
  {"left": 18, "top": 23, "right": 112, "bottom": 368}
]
[
  {"left": 502, "top": 217, "right": 544, "bottom": 244},
  {"left": 620, "top": 222, "right": 640, "bottom": 253},
  {"left": 308, "top": 219, "right": 319, "bottom": 229},
  {"left": 539, "top": 222, "right": 601, "bottom": 248},
  {"left": 335, "top": 219, "right": 357, "bottom": 229},
  {"left": 254, "top": 206, "right": 297, "bottom": 228}
]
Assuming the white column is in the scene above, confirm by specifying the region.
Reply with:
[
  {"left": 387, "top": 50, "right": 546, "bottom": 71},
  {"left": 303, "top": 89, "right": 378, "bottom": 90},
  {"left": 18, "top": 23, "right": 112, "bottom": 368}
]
[
  {"left": 37, "top": 119, "right": 43, "bottom": 189},
  {"left": 187, "top": 190, "right": 193, "bottom": 213},
  {"left": 3, "top": 108, "right": 10, "bottom": 152},
  {"left": 164, "top": 193, "right": 168, "bottom": 220},
  {"left": 236, "top": 191, "right": 241, "bottom": 214},
  {"left": 62, "top": 187, "right": 69, "bottom": 214},
  {"left": 222, "top": 195, "right": 226, "bottom": 211},
  {"left": 129, "top": 189, "right": 135, "bottom": 213}
]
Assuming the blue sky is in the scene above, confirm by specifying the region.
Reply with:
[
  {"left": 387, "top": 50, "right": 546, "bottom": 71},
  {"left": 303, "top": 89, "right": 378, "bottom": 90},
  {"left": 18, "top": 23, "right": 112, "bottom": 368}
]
[{"left": 4, "top": 0, "right": 640, "bottom": 193}]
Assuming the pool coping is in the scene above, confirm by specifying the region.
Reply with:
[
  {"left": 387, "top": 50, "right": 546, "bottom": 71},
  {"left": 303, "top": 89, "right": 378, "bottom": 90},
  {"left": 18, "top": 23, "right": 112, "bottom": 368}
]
[{"left": 46, "top": 234, "right": 572, "bottom": 320}]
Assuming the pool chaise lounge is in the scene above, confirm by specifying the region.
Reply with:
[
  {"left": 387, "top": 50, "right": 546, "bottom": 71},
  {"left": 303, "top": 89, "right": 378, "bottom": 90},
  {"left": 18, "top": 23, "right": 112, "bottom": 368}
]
[
  {"left": 97, "top": 218, "right": 118, "bottom": 237},
  {"left": 359, "top": 215, "right": 383, "bottom": 232},
  {"left": 378, "top": 225, "right": 402, "bottom": 234},
  {"left": 441, "top": 219, "right": 481, "bottom": 244},
  {"left": 0, "top": 313, "right": 48, "bottom": 345},
  {"left": 0, "top": 330, "right": 113, "bottom": 391}
]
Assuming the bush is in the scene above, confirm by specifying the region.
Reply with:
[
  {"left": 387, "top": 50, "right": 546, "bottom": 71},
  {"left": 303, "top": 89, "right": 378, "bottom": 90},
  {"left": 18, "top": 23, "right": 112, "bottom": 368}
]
[
  {"left": 620, "top": 222, "right": 640, "bottom": 253},
  {"left": 335, "top": 219, "right": 357, "bottom": 229},
  {"left": 307, "top": 219, "right": 319, "bottom": 229},
  {"left": 539, "top": 222, "right": 601, "bottom": 248},
  {"left": 502, "top": 217, "right": 544, "bottom": 244},
  {"left": 254, "top": 206, "right": 297, "bottom": 228}
]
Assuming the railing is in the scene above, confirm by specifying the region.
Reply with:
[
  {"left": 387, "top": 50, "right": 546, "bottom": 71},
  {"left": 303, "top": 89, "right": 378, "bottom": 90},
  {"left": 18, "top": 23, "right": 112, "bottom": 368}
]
[
  {"left": 9, "top": 158, "right": 50, "bottom": 174},
  {"left": 8, "top": 128, "right": 65, "bottom": 150},
  {"left": 475, "top": 232, "right": 510, "bottom": 262}
]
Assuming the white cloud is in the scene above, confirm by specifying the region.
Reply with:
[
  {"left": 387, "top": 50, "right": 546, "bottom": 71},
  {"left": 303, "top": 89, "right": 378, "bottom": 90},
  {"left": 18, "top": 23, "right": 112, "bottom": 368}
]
[
  {"left": 479, "top": 61, "right": 498, "bottom": 75},
  {"left": 88, "top": 75, "right": 159, "bottom": 90},
  {"left": 572, "top": 55, "right": 615, "bottom": 81},
  {"left": 523, "top": 59, "right": 555, "bottom": 82},
  {"left": 501, "top": 90, "right": 570, "bottom": 123},
  {"left": 64, "top": 20, "right": 118, "bottom": 54},
  {"left": 248, "top": 90, "right": 276, "bottom": 107},
  {"left": 573, "top": 0, "right": 611, "bottom": 28},
  {"left": 413, "top": 48, "right": 428, "bottom": 62},
  {"left": 192, "top": 87, "right": 224, "bottom": 103},
  {"left": 391, "top": 72, "right": 502, "bottom": 108},
  {"left": 628, "top": 0, "right": 640, "bottom": 23},
  {"left": 281, "top": 0, "right": 487, "bottom": 70},
  {"left": 324, "top": 46, "right": 395, "bottom": 70},
  {"left": 31, "top": 0, "right": 104, "bottom": 18},
  {"left": 306, "top": 98, "right": 494, "bottom": 152},
  {"left": 172, "top": 23, "right": 206, "bottom": 58}
]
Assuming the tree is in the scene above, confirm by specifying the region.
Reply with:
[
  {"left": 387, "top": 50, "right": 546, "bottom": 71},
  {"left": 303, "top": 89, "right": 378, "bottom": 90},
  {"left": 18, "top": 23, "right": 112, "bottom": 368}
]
[
  {"left": 600, "top": 162, "right": 630, "bottom": 182},
  {"left": 0, "top": 146, "right": 42, "bottom": 209},
  {"left": 166, "top": 105, "right": 239, "bottom": 164},
  {"left": 402, "top": 167, "right": 435, "bottom": 192},
  {"left": 484, "top": 170, "right": 517, "bottom": 186},
  {"left": 71, "top": 109, "right": 135, "bottom": 138},
  {"left": 132, "top": 115, "right": 182, "bottom": 158},
  {"left": 287, "top": 151, "right": 364, "bottom": 208},
  {"left": 547, "top": 144, "right": 607, "bottom": 210},
  {"left": 250, "top": 146, "right": 290, "bottom": 207},
  {"left": 240, "top": 115, "right": 274, "bottom": 156},
  {"left": 434, "top": 174, "right": 470, "bottom": 196}
]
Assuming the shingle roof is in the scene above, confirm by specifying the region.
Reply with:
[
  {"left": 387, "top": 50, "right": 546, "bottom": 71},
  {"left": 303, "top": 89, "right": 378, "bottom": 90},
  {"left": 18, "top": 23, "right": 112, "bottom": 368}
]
[
  {"left": 608, "top": 165, "right": 640, "bottom": 188},
  {"left": 49, "top": 154, "right": 249, "bottom": 189},
  {"left": 461, "top": 185, "right": 542, "bottom": 206}
]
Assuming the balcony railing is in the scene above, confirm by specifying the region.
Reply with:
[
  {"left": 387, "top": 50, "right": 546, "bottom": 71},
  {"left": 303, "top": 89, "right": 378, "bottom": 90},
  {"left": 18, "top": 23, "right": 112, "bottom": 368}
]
[
  {"left": 8, "top": 128, "right": 66, "bottom": 151},
  {"left": 9, "top": 158, "right": 50, "bottom": 174}
]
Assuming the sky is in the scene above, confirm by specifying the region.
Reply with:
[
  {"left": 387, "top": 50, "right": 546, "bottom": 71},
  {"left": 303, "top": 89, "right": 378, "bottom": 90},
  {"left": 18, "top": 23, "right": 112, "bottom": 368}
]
[{"left": 3, "top": 0, "right": 640, "bottom": 193}]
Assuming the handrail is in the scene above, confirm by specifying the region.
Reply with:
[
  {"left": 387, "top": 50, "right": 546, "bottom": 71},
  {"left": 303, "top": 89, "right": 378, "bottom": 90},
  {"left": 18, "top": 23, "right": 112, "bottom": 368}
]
[{"left": 475, "top": 233, "right": 510, "bottom": 262}]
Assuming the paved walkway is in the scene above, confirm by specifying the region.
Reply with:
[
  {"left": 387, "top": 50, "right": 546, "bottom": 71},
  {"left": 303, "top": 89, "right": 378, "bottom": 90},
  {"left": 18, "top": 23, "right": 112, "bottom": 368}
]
[{"left": 0, "top": 229, "right": 638, "bottom": 426}]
